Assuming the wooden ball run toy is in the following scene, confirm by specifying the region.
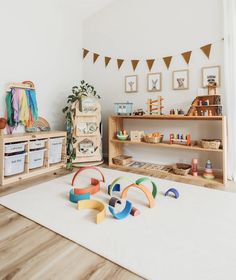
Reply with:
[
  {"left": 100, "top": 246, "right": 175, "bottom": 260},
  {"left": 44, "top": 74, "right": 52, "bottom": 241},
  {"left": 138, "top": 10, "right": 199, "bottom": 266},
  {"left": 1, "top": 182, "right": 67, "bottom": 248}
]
[{"left": 147, "top": 96, "right": 164, "bottom": 115}]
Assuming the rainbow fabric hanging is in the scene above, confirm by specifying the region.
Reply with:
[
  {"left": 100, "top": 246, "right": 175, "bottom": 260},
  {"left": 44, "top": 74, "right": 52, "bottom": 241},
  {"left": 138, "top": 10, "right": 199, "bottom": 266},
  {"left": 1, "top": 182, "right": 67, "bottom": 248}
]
[{"left": 6, "top": 86, "right": 38, "bottom": 131}]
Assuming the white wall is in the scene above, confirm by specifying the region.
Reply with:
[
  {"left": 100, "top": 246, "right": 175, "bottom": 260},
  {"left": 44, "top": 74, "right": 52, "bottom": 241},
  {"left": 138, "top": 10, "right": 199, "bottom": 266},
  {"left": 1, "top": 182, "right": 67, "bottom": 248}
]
[{"left": 83, "top": 0, "right": 224, "bottom": 168}]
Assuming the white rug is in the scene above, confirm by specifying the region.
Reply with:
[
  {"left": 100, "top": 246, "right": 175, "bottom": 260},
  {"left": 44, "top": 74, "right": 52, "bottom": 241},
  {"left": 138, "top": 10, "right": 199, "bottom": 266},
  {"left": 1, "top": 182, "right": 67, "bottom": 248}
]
[{"left": 1, "top": 167, "right": 236, "bottom": 280}]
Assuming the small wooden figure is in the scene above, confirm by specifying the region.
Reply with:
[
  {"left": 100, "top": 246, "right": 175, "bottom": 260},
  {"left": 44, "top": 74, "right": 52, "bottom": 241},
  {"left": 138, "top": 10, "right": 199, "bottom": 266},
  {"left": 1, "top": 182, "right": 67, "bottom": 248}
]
[
  {"left": 203, "top": 160, "right": 215, "bottom": 179},
  {"left": 192, "top": 158, "right": 198, "bottom": 176}
]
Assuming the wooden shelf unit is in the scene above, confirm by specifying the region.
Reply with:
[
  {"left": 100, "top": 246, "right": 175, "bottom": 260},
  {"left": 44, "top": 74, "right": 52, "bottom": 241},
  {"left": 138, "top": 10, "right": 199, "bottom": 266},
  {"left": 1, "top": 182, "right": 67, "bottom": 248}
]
[
  {"left": 109, "top": 115, "right": 227, "bottom": 187},
  {"left": 0, "top": 131, "right": 67, "bottom": 186}
]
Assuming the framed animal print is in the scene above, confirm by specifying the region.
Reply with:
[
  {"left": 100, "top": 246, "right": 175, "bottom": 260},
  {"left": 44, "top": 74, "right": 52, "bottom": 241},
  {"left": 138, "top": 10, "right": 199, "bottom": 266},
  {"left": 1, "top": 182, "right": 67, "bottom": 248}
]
[
  {"left": 125, "top": 75, "right": 138, "bottom": 93},
  {"left": 147, "top": 73, "right": 162, "bottom": 92},
  {"left": 202, "top": 66, "right": 221, "bottom": 87},
  {"left": 172, "top": 70, "right": 189, "bottom": 90}
]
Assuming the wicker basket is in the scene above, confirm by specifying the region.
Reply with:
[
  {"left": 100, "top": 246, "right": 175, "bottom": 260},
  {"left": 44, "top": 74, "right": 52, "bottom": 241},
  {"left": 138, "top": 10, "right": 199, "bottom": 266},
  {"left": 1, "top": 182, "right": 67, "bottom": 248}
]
[
  {"left": 201, "top": 139, "right": 221, "bottom": 150},
  {"left": 173, "top": 163, "right": 191, "bottom": 176},
  {"left": 144, "top": 135, "right": 163, "bottom": 144},
  {"left": 112, "top": 155, "right": 133, "bottom": 166}
]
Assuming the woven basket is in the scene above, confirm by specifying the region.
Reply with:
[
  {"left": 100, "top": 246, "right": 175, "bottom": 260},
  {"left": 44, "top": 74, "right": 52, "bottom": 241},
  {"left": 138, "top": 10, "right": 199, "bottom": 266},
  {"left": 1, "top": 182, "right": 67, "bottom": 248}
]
[
  {"left": 112, "top": 155, "right": 133, "bottom": 166},
  {"left": 201, "top": 139, "right": 221, "bottom": 150},
  {"left": 173, "top": 163, "right": 191, "bottom": 176},
  {"left": 144, "top": 135, "right": 163, "bottom": 144}
]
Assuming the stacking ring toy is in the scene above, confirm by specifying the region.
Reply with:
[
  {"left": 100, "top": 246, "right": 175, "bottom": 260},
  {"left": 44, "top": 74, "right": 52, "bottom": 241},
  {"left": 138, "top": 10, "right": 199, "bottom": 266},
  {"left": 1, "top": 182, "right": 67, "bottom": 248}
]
[
  {"left": 164, "top": 188, "right": 179, "bottom": 199},
  {"left": 69, "top": 189, "right": 90, "bottom": 203},
  {"left": 77, "top": 199, "right": 106, "bottom": 224},
  {"left": 72, "top": 167, "right": 105, "bottom": 196},
  {"left": 135, "top": 177, "right": 157, "bottom": 198},
  {"left": 109, "top": 200, "right": 132, "bottom": 220},
  {"left": 121, "top": 183, "right": 155, "bottom": 208},
  {"left": 108, "top": 177, "right": 132, "bottom": 196}
]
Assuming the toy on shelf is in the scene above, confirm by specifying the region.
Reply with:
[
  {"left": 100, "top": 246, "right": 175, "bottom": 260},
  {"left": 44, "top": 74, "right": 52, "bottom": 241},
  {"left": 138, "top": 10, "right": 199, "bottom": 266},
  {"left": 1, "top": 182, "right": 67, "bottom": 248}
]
[
  {"left": 147, "top": 96, "right": 164, "bottom": 115},
  {"left": 164, "top": 188, "right": 179, "bottom": 199},
  {"left": 133, "top": 109, "right": 145, "bottom": 116},
  {"left": 144, "top": 132, "right": 163, "bottom": 143},
  {"left": 169, "top": 109, "right": 185, "bottom": 116},
  {"left": 172, "top": 163, "right": 191, "bottom": 176},
  {"left": 187, "top": 95, "right": 222, "bottom": 116},
  {"left": 170, "top": 133, "right": 191, "bottom": 146},
  {"left": 192, "top": 158, "right": 198, "bottom": 176},
  {"left": 117, "top": 129, "right": 129, "bottom": 141},
  {"left": 112, "top": 155, "right": 133, "bottom": 166},
  {"left": 203, "top": 160, "right": 215, "bottom": 180},
  {"left": 201, "top": 139, "right": 221, "bottom": 150},
  {"left": 130, "top": 131, "right": 144, "bottom": 142},
  {"left": 114, "top": 102, "right": 133, "bottom": 116},
  {"left": 207, "top": 84, "right": 217, "bottom": 95},
  {"left": 77, "top": 199, "right": 106, "bottom": 224}
]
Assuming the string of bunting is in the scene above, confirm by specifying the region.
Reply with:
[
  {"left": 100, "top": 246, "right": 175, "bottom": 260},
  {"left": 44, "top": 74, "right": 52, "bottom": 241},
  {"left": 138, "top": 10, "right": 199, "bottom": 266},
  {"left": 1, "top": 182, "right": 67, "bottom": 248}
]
[{"left": 82, "top": 39, "right": 223, "bottom": 71}]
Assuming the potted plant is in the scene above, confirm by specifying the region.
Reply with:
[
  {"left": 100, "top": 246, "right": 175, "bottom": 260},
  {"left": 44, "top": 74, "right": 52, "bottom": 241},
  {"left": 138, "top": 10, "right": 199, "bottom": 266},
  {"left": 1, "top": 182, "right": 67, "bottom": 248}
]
[{"left": 62, "top": 80, "right": 100, "bottom": 169}]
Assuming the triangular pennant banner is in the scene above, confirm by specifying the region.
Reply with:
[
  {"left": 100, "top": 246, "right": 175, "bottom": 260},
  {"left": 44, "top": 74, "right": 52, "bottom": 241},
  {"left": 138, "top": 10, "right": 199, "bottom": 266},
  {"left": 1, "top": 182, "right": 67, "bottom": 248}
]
[
  {"left": 105, "top": 57, "right": 111, "bottom": 67},
  {"left": 163, "top": 56, "right": 172, "bottom": 69},
  {"left": 200, "top": 44, "right": 212, "bottom": 59},
  {"left": 181, "top": 51, "right": 192, "bottom": 64},
  {"left": 93, "top": 53, "right": 100, "bottom": 63},
  {"left": 117, "top": 59, "right": 124, "bottom": 70},
  {"left": 146, "top": 59, "right": 155, "bottom": 71},
  {"left": 82, "top": 49, "right": 89, "bottom": 59},
  {"left": 131, "top": 60, "right": 139, "bottom": 71}
]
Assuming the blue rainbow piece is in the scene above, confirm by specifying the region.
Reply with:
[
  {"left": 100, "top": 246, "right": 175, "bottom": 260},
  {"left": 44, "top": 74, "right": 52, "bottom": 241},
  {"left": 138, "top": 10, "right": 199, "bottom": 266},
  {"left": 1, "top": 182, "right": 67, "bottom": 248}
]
[
  {"left": 109, "top": 200, "right": 132, "bottom": 220},
  {"left": 108, "top": 183, "right": 121, "bottom": 195},
  {"left": 164, "top": 188, "right": 179, "bottom": 199},
  {"left": 69, "top": 189, "right": 90, "bottom": 203}
]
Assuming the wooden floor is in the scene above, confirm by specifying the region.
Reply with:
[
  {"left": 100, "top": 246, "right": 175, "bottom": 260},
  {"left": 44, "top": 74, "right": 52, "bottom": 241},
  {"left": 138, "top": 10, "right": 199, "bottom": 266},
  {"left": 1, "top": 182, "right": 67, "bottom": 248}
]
[{"left": 0, "top": 167, "right": 143, "bottom": 280}]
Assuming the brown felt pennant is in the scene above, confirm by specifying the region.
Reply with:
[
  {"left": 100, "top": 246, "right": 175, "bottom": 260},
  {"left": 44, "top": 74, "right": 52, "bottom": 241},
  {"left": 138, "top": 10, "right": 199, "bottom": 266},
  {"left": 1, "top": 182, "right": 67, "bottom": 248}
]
[
  {"left": 163, "top": 56, "right": 172, "bottom": 69},
  {"left": 131, "top": 60, "right": 139, "bottom": 71},
  {"left": 181, "top": 51, "right": 192, "bottom": 64},
  {"left": 93, "top": 53, "right": 100, "bottom": 63},
  {"left": 82, "top": 49, "right": 89, "bottom": 59},
  {"left": 117, "top": 59, "right": 124, "bottom": 70},
  {"left": 146, "top": 59, "right": 155, "bottom": 71},
  {"left": 105, "top": 57, "right": 111, "bottom": 67},
  {"left": 200, "top": 44, "right": 212, "bottom": 59}
]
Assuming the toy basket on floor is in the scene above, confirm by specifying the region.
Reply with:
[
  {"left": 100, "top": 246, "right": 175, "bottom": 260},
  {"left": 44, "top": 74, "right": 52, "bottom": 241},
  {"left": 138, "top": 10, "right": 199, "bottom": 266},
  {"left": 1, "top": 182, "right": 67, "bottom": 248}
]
[
  {"left": 201, "top": 139, "right": 221, "bottom": 150},
  {"left": 144, "top": 135, "right": 163, "bottom": 144},
  {"left": 112, "top": 155, "right": 133, "bottom": 166},
  {"left": 172, "top": 163, "right": 191, "bottom": 176}
]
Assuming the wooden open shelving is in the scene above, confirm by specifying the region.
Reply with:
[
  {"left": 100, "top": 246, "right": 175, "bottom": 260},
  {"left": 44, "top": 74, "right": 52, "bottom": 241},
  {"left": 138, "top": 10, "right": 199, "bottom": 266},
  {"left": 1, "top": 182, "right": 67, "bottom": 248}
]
[{"left": 109, "top": 115, "right": 227, "bottom": 187}]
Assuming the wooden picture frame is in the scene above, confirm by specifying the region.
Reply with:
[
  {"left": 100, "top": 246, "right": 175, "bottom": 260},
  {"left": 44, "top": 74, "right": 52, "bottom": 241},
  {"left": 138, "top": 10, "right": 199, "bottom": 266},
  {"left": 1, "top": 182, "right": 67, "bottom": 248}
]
[
  {"left": 125, "top": 75, "right": 138, "bottom": 93},
  {"left": 147, "top": 73, "right": 162, "bottom": 92},
  {"left": 172, "top": 69, "right": 189, "bottom": 90},
  {"left": 202, "top": 66, "right": 221, "bottom": 88}
]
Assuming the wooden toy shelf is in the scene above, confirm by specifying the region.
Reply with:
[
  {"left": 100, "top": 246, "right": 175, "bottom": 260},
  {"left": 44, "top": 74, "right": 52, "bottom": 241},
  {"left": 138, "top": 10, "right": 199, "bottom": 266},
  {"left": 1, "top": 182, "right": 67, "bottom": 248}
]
[
  {"left": 0, "top": 131, "right": 67, "bottom": 186},
  {"left": 109, "top": 115, "right": 227, "bottom": 187}
]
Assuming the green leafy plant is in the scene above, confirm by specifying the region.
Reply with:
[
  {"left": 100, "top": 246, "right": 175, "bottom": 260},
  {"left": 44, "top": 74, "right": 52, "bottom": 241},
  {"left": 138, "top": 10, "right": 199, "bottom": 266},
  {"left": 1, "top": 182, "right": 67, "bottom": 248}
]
[{"left": 62, "top": 80, "right": 101, "bottom": 169}]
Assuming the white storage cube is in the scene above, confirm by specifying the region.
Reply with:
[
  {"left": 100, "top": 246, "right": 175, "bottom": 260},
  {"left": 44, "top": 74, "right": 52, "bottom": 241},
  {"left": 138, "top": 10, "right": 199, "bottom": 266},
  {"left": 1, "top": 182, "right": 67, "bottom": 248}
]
[
  {"left": 29, "top": 149, "right": 46, "bottom": 169},
  {"left": 4, "top": 153, "right": 27, "bottom": 176},
  {"left": 49, "top": 137, "right": 64, "bottom": 164},
  {"left": 5, "top": 142, "right": 27, "bottom": 154},
  {"left": 29, "top": 139, "right": 46, "bottom": 150}
]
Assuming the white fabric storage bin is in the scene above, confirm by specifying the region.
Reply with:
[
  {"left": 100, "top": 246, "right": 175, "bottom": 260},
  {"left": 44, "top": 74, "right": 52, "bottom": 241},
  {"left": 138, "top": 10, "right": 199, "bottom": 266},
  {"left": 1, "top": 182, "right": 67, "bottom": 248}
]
[
  {"left": 29, "top": 149, "right": 46, "bottom": 169},
  {"left": 4, "top": 153, "right": 27, "bottom": 176},
  {"left": 5, "top": 142, "right": 27, "bottom": 154},
  {"left": 49, "top": 137, "right": 64, "bottom": 164},
  {"left": 29, "top": 139, "right": 46, "bottom": 150}
]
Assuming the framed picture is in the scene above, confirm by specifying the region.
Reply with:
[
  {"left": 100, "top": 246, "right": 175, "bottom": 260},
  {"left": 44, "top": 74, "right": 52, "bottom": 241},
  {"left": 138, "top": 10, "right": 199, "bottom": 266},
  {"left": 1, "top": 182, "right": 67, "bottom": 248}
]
[
  {"left": 172, "top": 70, "right": 189, "bottom": 90},
  {"left": 202, "top": 66, "right": 221, "bottom": 87},
  {"left": 147, "top": 73, "right": 162, "bottom": 92},
  {"left": 125, "top": 75, "right": 138, "bottom": 93}
]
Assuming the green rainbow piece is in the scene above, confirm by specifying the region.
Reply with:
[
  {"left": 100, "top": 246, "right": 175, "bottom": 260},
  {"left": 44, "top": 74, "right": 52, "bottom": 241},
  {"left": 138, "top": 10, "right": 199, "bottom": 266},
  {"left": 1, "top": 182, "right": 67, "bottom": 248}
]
[{"left": 135, "top": 177, "right": 158, "bottom": 198}]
